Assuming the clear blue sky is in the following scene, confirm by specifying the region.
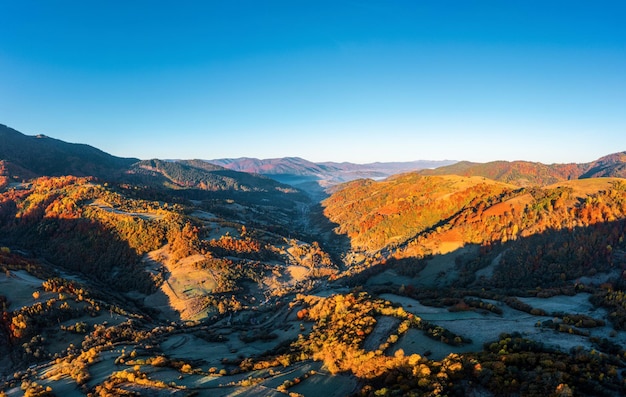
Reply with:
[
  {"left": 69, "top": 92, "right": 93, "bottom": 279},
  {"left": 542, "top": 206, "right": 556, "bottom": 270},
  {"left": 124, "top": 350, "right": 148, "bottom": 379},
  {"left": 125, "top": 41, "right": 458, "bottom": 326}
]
[{"left": 1, "top": 1, "right": 625, "bottom": 164}]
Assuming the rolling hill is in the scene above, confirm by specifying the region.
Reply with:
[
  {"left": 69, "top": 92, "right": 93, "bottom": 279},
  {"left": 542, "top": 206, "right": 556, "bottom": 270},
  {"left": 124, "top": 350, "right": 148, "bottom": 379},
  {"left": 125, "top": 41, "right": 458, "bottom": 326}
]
[
  {"left": 580, "top": 151, "right": 626, "bottom": 179},
  {"left": 322, "top": 174, "right": 517, "bottom": 252}
]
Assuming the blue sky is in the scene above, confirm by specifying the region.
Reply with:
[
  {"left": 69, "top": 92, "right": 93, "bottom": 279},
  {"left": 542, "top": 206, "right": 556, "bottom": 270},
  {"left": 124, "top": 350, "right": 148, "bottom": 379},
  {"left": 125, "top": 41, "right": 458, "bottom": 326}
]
[{"left": 1, "top": 1, "right": 625, "bottom": 163}]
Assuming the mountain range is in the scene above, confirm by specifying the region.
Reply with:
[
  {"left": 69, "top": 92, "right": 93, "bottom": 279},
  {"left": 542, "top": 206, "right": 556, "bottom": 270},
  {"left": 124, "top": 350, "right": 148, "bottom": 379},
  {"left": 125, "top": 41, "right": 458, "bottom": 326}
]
[{"left": 3, "top": 123, "right": 626, "bottom": 196}]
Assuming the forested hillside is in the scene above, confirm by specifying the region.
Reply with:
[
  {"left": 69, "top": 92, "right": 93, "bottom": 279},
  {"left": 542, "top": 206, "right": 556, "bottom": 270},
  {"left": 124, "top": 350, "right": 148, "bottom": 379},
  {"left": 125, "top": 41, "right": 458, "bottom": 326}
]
[
  {"left": 0, "top": 124, "right": 137, "bottom": 183},
  {"left": 0, "top": 176, "right": 192, "bottom": 292},
  {"left": 323, "top": 174, "right": 626, "bottom": 289},
  {"left": 127, "top": 159, "right": 300, "bottom": 194},
  {"left": 323, "top": 174, "right": 515, "bottom": 252},
  {"left": 324, "top": 175, "right": 626, "bottom": 253}
]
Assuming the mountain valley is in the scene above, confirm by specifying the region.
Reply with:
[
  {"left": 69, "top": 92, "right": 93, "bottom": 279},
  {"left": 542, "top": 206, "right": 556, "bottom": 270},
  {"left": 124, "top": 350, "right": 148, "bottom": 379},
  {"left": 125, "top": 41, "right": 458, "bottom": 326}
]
[
  {"left": 207, "top": 157, "right": 458, "bottom": 199},
  {"left": 1, "top": 124, "right": 626, "bottom": 396}
]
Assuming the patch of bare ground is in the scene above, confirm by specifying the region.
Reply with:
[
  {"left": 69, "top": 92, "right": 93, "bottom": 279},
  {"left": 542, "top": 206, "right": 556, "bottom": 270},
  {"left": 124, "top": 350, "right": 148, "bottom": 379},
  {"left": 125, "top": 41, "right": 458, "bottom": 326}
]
[
  {"left": 266, "top": 361, "right": 358, "bottom": 397},
  {"left": 473, "top": 249, "right": 506, "bottom": 281},
  {"left": 143, "top": 246, "right": 216, "bottom": 321},
  {"left": 368, "top": 245, "right": 478, "bottom": 289},
  {"left": 417, "top": 245, "right": 478, "bottom": 287},
  {"left": 190, "top": 210, "right": 218, "bottom": 220},
  {"left": 202, "top": 221, "right": 241, "bottom": 240},
  {"left": 381, "top": 292, "right": 626, "bottom": 357},
  {"left": 267, "top": 264, "right": 310, "bottom": 290},
  {"left": 363, "top": 316, "right": 400, "bottom": 351},
  {"left": 0, "top": 270, "right": 45, "bottom": 310},
  {"left": 391, "top": 327, "right": 480, "bottom": 361},
  {"left": 482, "top": 193, "right": 533, "bottom": 217},
  {"left": 89, "top": 200, "right": 165, "bottom": 221}
]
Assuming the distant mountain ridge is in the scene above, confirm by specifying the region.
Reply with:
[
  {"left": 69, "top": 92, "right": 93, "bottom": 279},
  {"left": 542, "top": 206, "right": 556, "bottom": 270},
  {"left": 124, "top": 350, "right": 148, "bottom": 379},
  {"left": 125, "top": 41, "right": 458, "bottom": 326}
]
[
  {"left": 208, "top": 157, "right": 332, "bottom": 175},
  {"left": 208, "top": 156, "right": 457, "bottom": 177},
  {"left": 418, "top": 153, "right": 626, "bottom": 186},
  {"left": 2, "top": 122, "right": 625, "bottom": 196}
]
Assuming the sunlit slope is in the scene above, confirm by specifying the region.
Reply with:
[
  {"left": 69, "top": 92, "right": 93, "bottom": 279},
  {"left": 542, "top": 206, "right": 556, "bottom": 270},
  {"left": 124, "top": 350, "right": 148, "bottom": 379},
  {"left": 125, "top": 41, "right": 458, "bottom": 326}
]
[
  {"left": 323, "top": 173, "right": 626, "bottom": 258},
  {"left": 401, "top": 177, "right": 626, "bottom": 260},
  {"left": 322, "top": 174, "right": 516, "bottom": 252}
]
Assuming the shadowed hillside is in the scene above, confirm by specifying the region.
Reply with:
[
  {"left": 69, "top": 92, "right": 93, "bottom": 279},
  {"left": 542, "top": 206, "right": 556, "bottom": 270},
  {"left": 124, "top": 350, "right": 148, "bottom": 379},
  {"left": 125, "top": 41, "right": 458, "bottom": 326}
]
[
  {"left": 0, "top": 124, "right": 137, "bottom": 185},
  {"left": 0, "top": 176, "right": 190, "bottom": 293},
  {"left": 126, "top": 158, "right": 305, "bottom": 195}
]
